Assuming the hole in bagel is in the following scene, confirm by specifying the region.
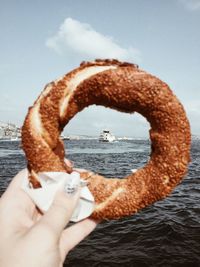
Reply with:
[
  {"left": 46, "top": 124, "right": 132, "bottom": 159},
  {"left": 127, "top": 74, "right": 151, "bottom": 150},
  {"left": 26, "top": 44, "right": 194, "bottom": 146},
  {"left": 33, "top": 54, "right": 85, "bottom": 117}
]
[{"left": 63, "top": 106, "right": 151, "bottom": 178}]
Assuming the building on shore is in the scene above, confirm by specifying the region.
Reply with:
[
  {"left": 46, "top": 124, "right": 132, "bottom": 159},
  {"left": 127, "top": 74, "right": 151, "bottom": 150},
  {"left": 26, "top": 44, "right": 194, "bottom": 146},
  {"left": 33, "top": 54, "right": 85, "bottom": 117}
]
[{"left": 0, "top": 122, "right": 21, "bottom": 139}]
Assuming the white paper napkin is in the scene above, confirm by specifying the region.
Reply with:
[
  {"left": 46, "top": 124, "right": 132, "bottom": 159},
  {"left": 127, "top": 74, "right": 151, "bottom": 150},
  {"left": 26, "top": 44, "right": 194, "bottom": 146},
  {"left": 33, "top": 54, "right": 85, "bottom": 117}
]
[{"left": 21, "top": 171, "right": 95, "bottom": 222}]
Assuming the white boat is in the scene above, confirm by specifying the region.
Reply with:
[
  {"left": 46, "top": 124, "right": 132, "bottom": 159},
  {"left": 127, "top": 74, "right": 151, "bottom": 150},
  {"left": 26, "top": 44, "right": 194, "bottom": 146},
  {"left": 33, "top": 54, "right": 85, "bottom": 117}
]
[
  {"left": 10, "top": 137, "right": 20, "bottom": 141},
  {"left": 99, "top": 130, "right": 116, "bottom": 142}
]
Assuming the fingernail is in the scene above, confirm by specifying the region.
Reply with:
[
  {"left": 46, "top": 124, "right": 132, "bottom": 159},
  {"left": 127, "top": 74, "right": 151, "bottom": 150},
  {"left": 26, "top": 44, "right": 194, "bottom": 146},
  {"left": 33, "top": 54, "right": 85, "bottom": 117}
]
[
  {"left": 70, "top": 160, "right": 74, "bottom": 167},
  {"left": 64, "top": 172, "right": 80, "bottom": 197},
  {"left": 80, "top": 180, "right": 88, "bottom": 187},
  {"left": 64, "top": 159, "right": 74, "bottom": 168}
]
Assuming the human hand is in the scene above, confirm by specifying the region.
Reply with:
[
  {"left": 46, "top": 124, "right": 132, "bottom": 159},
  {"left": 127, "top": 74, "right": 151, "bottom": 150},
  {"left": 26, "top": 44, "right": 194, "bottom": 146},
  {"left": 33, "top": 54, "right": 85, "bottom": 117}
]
[{"left": 0, "top": 168, "right": 98, "bottom": 267}]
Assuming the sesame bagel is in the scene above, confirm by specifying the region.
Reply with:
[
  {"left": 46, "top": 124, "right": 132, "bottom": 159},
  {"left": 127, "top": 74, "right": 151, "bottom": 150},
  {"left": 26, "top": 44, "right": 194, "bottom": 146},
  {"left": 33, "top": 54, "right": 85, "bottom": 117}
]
[{"left": 22, "top": 59, "right": 191, "bottom": 219}]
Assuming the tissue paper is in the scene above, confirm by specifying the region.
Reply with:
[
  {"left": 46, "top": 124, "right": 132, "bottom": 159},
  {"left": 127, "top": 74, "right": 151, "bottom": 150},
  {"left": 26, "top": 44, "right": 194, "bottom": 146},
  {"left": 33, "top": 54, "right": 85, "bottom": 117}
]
[{"left": 21, "top": 171, "right": 95, "bottom": 222}]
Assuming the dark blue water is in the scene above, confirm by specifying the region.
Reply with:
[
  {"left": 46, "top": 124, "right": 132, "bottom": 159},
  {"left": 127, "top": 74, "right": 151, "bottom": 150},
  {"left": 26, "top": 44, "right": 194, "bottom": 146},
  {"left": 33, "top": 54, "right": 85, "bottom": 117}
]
[{"left": 0, "top": 139, "right": 199, "bottom": 266}]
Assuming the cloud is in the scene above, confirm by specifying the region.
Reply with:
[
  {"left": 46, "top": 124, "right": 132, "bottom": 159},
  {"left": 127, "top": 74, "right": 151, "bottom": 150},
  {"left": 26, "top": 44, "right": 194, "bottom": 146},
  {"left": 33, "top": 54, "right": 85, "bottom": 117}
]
[
  {"left": 179, "top": 0, "right": 200, "bottom": 10},
  {"left": 46, "top": 18, "right": 140, "bottom": 61}
]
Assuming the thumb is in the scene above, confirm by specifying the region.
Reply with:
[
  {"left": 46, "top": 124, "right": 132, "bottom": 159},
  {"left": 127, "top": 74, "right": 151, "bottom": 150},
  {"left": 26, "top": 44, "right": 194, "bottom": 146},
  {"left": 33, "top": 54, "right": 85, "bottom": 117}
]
[{"left": 34, "top": 173, "right": 81, "bottom": 238}]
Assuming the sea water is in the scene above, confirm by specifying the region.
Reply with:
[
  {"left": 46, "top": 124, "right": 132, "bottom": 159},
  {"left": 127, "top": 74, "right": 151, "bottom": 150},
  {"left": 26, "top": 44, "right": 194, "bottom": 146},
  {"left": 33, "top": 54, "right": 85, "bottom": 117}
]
[{"left": 0, "top": 139, "right": 199, "bottom": 266}]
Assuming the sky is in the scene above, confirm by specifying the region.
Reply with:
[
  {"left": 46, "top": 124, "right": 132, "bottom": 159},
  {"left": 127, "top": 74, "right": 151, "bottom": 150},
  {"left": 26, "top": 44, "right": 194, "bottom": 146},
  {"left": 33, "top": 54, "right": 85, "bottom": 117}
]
[{"left": 0, "top": 0, "right": 200, "bottom": 137}]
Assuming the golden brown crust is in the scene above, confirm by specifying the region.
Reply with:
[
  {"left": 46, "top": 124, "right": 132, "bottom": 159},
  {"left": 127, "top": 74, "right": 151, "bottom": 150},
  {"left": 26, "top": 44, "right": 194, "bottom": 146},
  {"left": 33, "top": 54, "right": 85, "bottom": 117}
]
[{"left": 22, "top": 59, "right": 191, "bottom": 219}]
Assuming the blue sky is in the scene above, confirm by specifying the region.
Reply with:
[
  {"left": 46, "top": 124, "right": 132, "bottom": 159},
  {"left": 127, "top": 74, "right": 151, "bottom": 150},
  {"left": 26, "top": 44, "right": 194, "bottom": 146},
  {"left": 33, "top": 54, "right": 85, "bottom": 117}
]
[{"left": 0, "top": 0, "right": 199, "bottom": 137}]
